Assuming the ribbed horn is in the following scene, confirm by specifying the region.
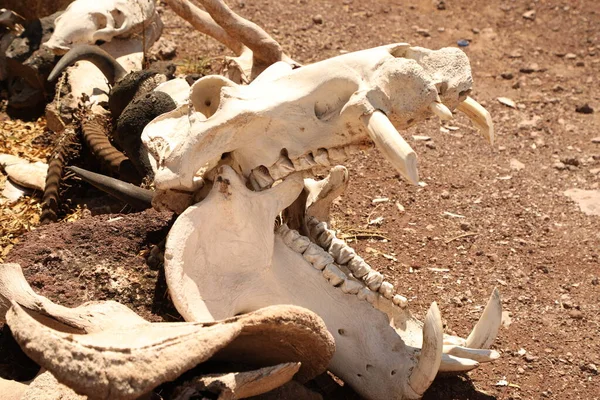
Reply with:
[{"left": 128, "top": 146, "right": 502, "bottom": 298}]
[
  {"left": 407, "top": 302, "right": 443, "bottom": 396},
  {"left": 68, "top": 166, "right": 153, "bottom": 209},
  {"left": 48, "top": 44, "right": 127, "bottom": 84}
]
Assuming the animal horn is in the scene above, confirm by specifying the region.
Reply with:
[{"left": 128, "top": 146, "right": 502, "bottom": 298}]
[
  {"left": 68, "top": 166, "right": 153, "bottom": 210},
  {"left": 48, "top": 44, "right": 127, "bottom": 84}
]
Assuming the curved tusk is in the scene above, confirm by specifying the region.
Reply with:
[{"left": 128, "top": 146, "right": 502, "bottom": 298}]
[
  {"left": 68, "top": 166, "right": 153, "bottom": 210},
  {"left": 47, "top": 44, "right": 128, "bottom": 84},
  {"left": 443, "top": 345, "right": 500, "bottom": 363},
  {"left": 439, "top": 354, "right": 479, "bottom": 372},
  {"left": 465, "top": 287, "right": 502, "bottom": 349},
  {"left": 429, "top": 102, "right": 453, "bottom": 120},
  {"left": 408, "top": 302, "right": 443, "bottom": 396},
  {"left": 456, "top": 96, "right": 495, "bottom": 145},
  {"left": 443, "top": 334, "right": 467, "bottom": 347},
  {"left": 361, "top": 110, "right": 419, "bottom": 185}
]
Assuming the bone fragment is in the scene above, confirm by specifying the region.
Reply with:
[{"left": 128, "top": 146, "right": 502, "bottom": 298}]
[
  {"left": 322, "top": 264, "right": 346, "bottom": 287},
  {"left": 341, "top": 279, "right": 364, "bottom": 295},
  {"left": 22, "top": 371, "right": 87, "bottom": 400},
  {"left": 356, "top": 287, "right": 377, "bottom": 305},
  {"left": 347, "top": 256, "right": 371, "bottom": 279},
  {"left": 362, "top": 110, "right": 418, "bottom": 185},
  {"left": 177, "top": 363, "right": 301, "bottom": 400},
  {"left": 378, "top": 281, "right": 395, "bottom": 299},
  {"left": 1, "top": 179, "right": 30, "bottom": 203},
  {"left": 364, "top": 270, "right": 384, "bottom": 292},
  {"left": 443, "top": 334, "right": 467, "bottom": 347},
  {"left": 439, "top": 354, "right": 479, "bottom": 372},
  {"left": 302, "top": 243, "right": 334, "bottom": 271},
  {"left": 408, "top": 302, "right": 443, "bottom": 396},
  {"left": 0, "top": 153, "right": 28, "bottom": 168},
  {"left": 442, "top": 346, "right": 500, "bottom": 363},
  {"left": 456, "top": 96, "right": 495, "bottom": 145},
  {"left": 392, "top": 294, "right": 408, "bottom": 308},
  {"left": 5, "top": 162, "right": 48, "bottom": 191},
  {"left": 465, "top": 287, "right": 502, "bottom": 349},
  {"left": 313, "top": 149, "right": 330, "bottom": 167},
  {"left": 429, "top": 101, "right": 453, "bottom": 120},
  {"left": 305, "top": 165, "right": 349, "bottom": 225}
]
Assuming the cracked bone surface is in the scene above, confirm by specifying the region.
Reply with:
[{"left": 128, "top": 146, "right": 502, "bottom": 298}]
[
  {"left": 164, "top": 166, "right": 502, "bottom": 400},
  {"left": 142, "top": 43, "right": 494, "bottom": 192}
]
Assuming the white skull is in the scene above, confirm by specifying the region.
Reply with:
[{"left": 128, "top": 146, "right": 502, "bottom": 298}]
[{"left": 44, "top": 0, "right": 161, "bottom": 54}]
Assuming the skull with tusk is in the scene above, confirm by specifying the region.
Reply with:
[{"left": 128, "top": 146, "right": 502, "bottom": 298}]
[{"left": 140, "top": 43, "right": 501, "bottom": 399}]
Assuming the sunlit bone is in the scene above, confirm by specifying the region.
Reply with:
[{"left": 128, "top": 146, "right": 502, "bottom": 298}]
[
  {"left": 164, "top": 166, "right": 502, "bottom": 400},
  {"left": 142, "top": 44, "right": 494, "bottom": 192},
  {"left": 43, "top": 0, "right": 162, "bottom": 55}
]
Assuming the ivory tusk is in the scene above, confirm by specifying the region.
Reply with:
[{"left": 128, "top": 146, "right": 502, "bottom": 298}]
[
  {"left": 456, "top": 96, "right": 495, "bottom": 145},
  {"left": 465, "top": 287, "right": 502, "bottom": 349},
  {"left": 362, "top": 110, "right": 419, "bottom": 185},
  {"left": 429, "top": 102, "right": 453, "bottom": 120},
  {"left": 408, "top": 302, "right": 443, "bottom": 396},
  {"left": 439, "top": 354, "right": 479, "bottom": 372},
  {"left": 443, "top": 345, "right": 500, "bottom": 363}
]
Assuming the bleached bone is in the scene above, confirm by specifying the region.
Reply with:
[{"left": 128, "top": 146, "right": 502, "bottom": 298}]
[
  {"left": 7, "top": 300, "right": 334, "bottom": 400},
  {"left": 304, "top": 165, "right": 349, "bottom": 224},
  {"left": 44, "top": 0, "right": 162, "bottom": 55},
  {"left": 4, "top": 161, "right": 48, "bottom": 191},
  {"left": 174, "top": 363, "right": 301, "bottom": 399},
  {"left": 142, "top": 44, "right": 494, "bottom": 192},
  {"left": 164, "top": 166, "right": 502, "bottom": 400}
]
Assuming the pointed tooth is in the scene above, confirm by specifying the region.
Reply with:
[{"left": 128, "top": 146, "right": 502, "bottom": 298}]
[
  {"left": 439, "top": 354, "right": 479, "bottom": 372},
  {"left": 456, "top": 96, "right": 495, "bottom": 145},
  {"left": 313, "top": 148, "right": 330, "bottom": 167},
  {"left": 443, "top": 346, "right": 500, "bottom": 363},
  {"left": 303, "top": 243, "right": 334, "bottom": 270},
  {"left": 341, "top": 279, "right": 363, "bottom": 295},
  {"left": 322, "top": 264, "right": 346, "bottom": 286},
  {"left": 429, "top": 102, "right": 453, "bottom": 120},
  {"left": 357, "top": 287, "right": 377, "bottom": 304},
  {"left": 408, "top": 302, "right": 443, "bottom": 396},
  {"left": 465, "top": 288, "right": 502, "bottom": 349},
  {"left": 378, "top": 281, "right": 394, "bottom": 299},
  {"left": 364, "top": 270, "right": 383, "bottom": 291},
  {"left": 362, "top": 110, "right": 419, "bottom": 185},
  {"left": 347, "top": 256, "right": 371, "bottom": 279},
  {"left": 443, "top": 334, "right": 467, "bottom": 347},
  {"left": 392, "top": 294, "right": 408, "bottom": 308}
]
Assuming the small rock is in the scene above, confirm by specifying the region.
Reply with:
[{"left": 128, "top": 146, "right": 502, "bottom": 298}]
[
  {"left": 460, "top": 222, "right": 471, "bottom": 231},
  {"left": 440, "top": 190, "right": 450, "bottom": 199},
  {"left": 435, "top": 0, "right": 446, "bottom": 10},
  {"left": 472, "top": 27, "right": 480, "bottom": 34},
  {"left": 510, "top": 158, "right": 525, "bottom": 171},
  {"left": 569, "top": 309, "right": 584, "bottom": 319},
  {"left": 457, "top": 39, "right": 469, "bottom": 47},
  {"left": 517, "top": 367, "right": 525, "bottom": 374},
  {"left": 575, "top": 104, "right": 594, "bottom": 114},
  {"left": 553, "top": 162, "right": 566, "bottom": 171},
  {"left": 522, "top": 10, "right": 536, "bottom": 20},
  {"left": 412, "top": 135, "right": 431, "bottom": 141},
  {"left": 312, "top": 14, "right": 323, "bottom": 24},
  {"left": 520, "top": 63, "right": 541, "bottom": 73},
  {"left": 415, "top": 27, "right": 430, "bottom": 37},
  {"left": 498, "top": 97, "right": 517, "bottom": 108},
  {"left": 581, "top": 363, "right": 598, "bottom": 375},
  {"left": 524, "top": 353, "right": 538, "bottom": 362},
  {"left": 565, "top": 53, "right": 577, "bottom": 59},
  {"left": 591, "top": 137, "right": 600, "bottom": 144},
  {"left": 425, "top": 142, "right": 436, "bottom": 149},
  {"left": 561, "top": 157, "right": 580, "bottom": 166},
  {"left": 501, "top": 72, "right": 514, "bottom": 80},
  {"left": 151, "top": 37, "right": 177, "bottom": 61}
]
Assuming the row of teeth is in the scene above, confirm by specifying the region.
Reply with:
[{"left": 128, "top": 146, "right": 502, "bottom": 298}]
[
  {"left": 248, "top": 143, "right": 372, "bottom": 190},
  {"left": 275, "top": 218, "right": 408, "bottom": 310}
]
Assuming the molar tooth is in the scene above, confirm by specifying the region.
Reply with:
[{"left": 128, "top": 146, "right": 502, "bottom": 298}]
[
  {"left": 305, "top": 216, "right": 320, "bottom": 232},
  {"left": 316, "top": 229, "right": 334, "bottom": 249},
  {"left": 282, "top": 228, "right": 301, "bottom": 247},
  {"left": 322, "top": 264, "right": 346, "bottom": 286},
  {"left": 327, "top": 147, "right": 347, "bottom": 163},
  {"left": 357, "top": 287, "right": 377, "bottom": 304},
  {"left": 341, "top": 279, "right": 363, "bottom": 294},
  {"left": 328, "top": 237, "right": 356, "bottom": 264},
  {"left": 290, "top": 235, "right": 311, "bottom": 253},
  {"left": 276, "top": 223, "right": 290, "bottom": 236},
  {"left": 309, "top": 221, "right": 328, "bottom": 240},
  {"left": 268, "top": 154, "right": 295, "bottom": 180},
  {"left": 313, "top": 148, "right": 330, "bottom": 167},
  {"left": 347, "top": 255, "right": 371, "bottom": 279},
  {"left": 249, "top": 166, "right": 274, "bottom": 189},
  {"left": 303, "top": 243, "right": 334, "bottom": 270},
  {"left": 364, "top": 270, "right": 384, "bottom": 291},
  {"left": 393, "top": 294, "right": 408, "bottom": 308},
  {"left": 378, "top": 281, "right": 395, "bottom": 299},
  {"left": 291, "top": 154, "right": 318, "bottom": 171}
]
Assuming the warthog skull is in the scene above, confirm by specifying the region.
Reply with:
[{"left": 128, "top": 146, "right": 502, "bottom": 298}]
[
  {"left": 142, "top": 43, "right": 493, "bottom": 192},
  {"left": 44, "top": 0, "right": 161, "bottom": 54}
]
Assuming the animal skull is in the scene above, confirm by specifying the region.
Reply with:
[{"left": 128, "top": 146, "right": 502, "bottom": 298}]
[
  {"left": 44, "top": 0, "right": 162, "bottom": 54},
  {"left": 142, "top": 43, "right": 493, "bottom": 192},
  {"left": 164, "top": 165, "right": 502, "bottom": 400}
]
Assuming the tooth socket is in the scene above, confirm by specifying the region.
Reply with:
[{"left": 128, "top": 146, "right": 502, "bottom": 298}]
[
  {"left": 357, "top": 287, "right": 377, "bottom": 304},
  {"left": 378, "top": 281, "right": 395, "bottom": 299},
  {"left": 313, "top": 148, "right": 330, "bottom": 166},
  {"left": 347, "top": 256, "right": 371, "bottom": 279},
  {"left": 292, "top": 154, "right": 318, "bottom": 171},
  {"left": 250, "top": 166, "right": 274, "bottom": 189},
  {"left": 393, "top": 294, "right": 408, "bottom": 308},
  {"left": 323, "top": 264, "right": 346, "bottom": 286},
  {"left": 364, "top": 270, "right": 383, "bottom": 292},
  {"left": 341, "top": 279, "right": 363, "bottom": 294},
  {"left": 303, "top": 243, "right": 334, "bottom": 270},
  {"left": 268, "top": 155, "right": 295, "bottom": 180}
]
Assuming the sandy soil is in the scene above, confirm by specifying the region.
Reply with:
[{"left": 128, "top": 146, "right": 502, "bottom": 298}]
[{"left": 1, "top": 0, "right": 599, "bottom": 398}]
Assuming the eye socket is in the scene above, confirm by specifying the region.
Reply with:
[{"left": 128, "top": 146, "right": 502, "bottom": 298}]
[
  {"left": 459, "top": 89, "right": 472, "bottom": 98},
  {"left": 435, "top": 81, "right": 448, "bottom": 96},
  {"left": 90, "top": 12, "right": 108, "bottom": 29}
]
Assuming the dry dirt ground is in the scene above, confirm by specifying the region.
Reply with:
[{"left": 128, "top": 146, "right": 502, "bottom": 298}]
[{"left": 1, "top": 0, "right": 600, "bottom": 399}]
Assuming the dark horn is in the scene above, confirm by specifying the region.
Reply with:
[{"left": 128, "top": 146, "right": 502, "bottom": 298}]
[
  {"left": 68, "top": 166, "right": 153, "bottom": 210},
  {"left": 48, "top": 44, "right": 128, "bottom": 84}
]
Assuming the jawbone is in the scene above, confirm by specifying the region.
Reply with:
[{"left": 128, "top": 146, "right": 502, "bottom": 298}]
[{"left": 165, "top": 166, "right": 502, "bottom": 400}]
